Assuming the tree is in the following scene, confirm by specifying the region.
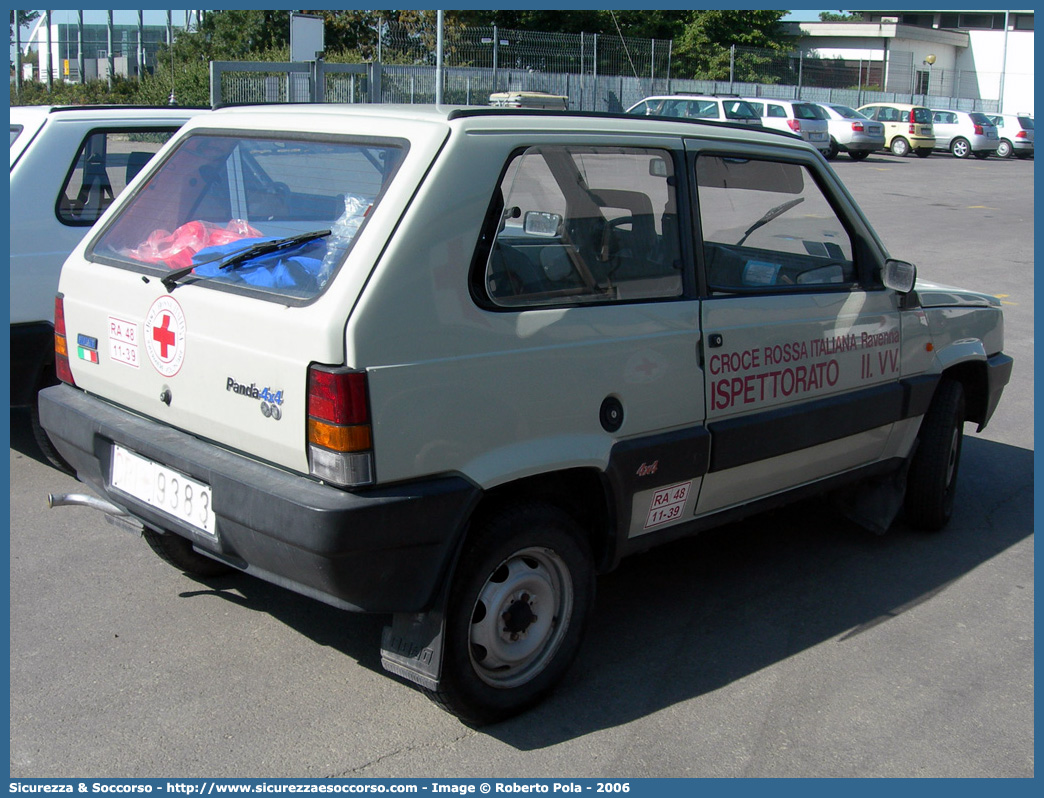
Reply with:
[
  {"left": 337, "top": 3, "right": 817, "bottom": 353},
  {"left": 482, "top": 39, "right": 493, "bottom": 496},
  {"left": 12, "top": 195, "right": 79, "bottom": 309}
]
[
  {"left": 10, "top": 10, "right": 40, "bottom": 70},
  {"left": 672, "top": 10, "right": 794, "bottom": 80},
  {"left": 819, "top": 11, "right": 864, "bottom": 22}
]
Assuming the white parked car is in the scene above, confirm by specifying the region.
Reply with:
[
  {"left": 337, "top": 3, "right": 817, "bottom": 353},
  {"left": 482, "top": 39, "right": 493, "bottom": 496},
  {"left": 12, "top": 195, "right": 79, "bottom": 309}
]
[
  {"left": 10, "top": 104, "right": 201, "bottom": 466},
  {"left": 815, "top": 102, "right": 886, "bottom": 160},
  {"left": 42, "top": 105, "right": 1012, "bottom": 725},
  {"left": 740, "top": 97, "right": 831, "bottom": 153},
  {"left": 931, "top": 109, "right": 999, "bottom": 159},
  {"left": 987, "top": 112, "right": 1034, "bottom": 159},
  {"left": 625, "top": 94, "right": 762, "bottom": 125}
]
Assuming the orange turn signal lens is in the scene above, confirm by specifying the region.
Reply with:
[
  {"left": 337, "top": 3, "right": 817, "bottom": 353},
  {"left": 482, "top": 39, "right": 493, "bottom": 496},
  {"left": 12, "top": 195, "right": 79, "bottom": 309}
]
[{"left": 307, "top": 418, "right": 372, "bottom": 452}]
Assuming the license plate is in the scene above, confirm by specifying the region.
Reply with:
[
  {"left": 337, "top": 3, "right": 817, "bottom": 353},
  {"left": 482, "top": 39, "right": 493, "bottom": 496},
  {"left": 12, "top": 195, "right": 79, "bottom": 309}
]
[
  {"left": 110, "top": 445, "right": 215, "bottom": 535},
  {"left": 988, "top": 131, "right": 997, "bottom": 139},
  {"left": 809, "top": 132, "right": 826, "bottom": 141}
]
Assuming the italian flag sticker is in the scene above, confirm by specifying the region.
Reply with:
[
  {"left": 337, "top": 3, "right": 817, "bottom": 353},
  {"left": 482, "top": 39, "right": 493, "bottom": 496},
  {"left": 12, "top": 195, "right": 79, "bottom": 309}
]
[{"left": 78, "top": 346, "right": 99, "bottom": 364}]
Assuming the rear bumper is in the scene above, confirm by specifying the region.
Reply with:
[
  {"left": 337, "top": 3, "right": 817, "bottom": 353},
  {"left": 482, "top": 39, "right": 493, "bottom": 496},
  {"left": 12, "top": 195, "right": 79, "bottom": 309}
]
[
  {"left": 839, "top": 136, "right": 885, "bottom": 152},
  {"left": 38, "top": 384, "right": 481, "bottom": 614}
]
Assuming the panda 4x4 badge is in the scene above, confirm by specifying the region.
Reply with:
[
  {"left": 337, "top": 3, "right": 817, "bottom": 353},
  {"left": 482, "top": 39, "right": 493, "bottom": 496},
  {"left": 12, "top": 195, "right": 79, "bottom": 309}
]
[{"left": 144, "top": 296, "right": 187, "bottom": 377}]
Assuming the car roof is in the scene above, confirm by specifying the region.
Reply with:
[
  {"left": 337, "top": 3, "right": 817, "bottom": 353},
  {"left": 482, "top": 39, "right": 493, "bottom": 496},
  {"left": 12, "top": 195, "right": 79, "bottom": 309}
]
[
  {"left": 859, "top": 102, "right": 929, "bottom": 110},
  {"left": 199, "top": 103, "right": 814, "bottom": 150}
]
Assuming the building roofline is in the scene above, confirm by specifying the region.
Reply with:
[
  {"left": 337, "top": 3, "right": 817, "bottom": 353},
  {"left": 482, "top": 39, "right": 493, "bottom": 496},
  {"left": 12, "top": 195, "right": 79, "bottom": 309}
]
[{"left": 781, "top": 20, "right": 970, "bottom": 47}]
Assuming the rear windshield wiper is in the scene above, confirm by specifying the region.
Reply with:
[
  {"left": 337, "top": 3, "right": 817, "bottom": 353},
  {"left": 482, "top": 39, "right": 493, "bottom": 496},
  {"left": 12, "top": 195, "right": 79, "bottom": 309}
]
[{"left": 161, "top": 229, "right": 331, "bottom": 290}]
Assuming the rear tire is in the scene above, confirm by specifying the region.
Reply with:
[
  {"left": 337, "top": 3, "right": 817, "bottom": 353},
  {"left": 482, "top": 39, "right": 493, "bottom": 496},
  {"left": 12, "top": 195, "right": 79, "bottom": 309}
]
[
  {"left": 430, "top": 503, "right": 595, "bottom": 726},
  {"left": 890, "top": 137, "right": 910, "bottom": 156},
  {"left": 30, "top": 400, "right": 75, "bottom": 475},
  {"left": 825, "top": 138, "right": 839, "bottom": 160},
  {"left": 951, "top": 138, "right": 971, "bottom": 158},
  {"left": 915, "top": 148, "right": 932, "bottom": 158},
  {"left": 973, "top": 151, "right": 991, "bottom": 160},
  {"left": 848, "top": 150, "right": 871, "bottom": 161},
  {"left": 904, "top": 380, "right": 965, "bottom": 531},
  {"left": 142, "top": 528, "right": 233, "bottom": 577},
  {"left": 996, "top": 139, "right": 1013, "bottom": 158}
]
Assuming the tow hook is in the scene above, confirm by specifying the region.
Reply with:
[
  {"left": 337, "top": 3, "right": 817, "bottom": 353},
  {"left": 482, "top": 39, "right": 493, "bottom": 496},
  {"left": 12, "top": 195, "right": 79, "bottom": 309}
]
[{"left": 46, "top": 493, "right": 143, "bottom": 535}]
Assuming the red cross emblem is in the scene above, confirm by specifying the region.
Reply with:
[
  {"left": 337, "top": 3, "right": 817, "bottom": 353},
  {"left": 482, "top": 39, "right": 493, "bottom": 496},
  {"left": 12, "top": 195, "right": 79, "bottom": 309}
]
[
  {"left": 144, "top": 296, "right": 186, "bottom": 377},
  {"left": 152, "top": 313, "right": 177, "bottom": 360}
]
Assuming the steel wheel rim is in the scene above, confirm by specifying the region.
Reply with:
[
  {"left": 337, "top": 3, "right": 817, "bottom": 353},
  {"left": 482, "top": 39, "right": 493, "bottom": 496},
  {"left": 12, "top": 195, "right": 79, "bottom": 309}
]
[{"left": 468, "top": 546, "right": 573, "bottom": 688}]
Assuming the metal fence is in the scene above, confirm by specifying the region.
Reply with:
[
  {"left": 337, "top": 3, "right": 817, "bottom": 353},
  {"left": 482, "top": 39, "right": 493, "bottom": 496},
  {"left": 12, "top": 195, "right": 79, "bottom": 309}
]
[{"left": 212, "top": 52, "right": 1001, "bottom": 115}]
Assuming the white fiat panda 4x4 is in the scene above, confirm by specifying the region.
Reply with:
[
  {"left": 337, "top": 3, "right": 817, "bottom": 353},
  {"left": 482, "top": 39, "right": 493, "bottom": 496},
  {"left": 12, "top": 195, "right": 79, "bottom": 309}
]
[{"left": 41, "top": 105, "right": 1012, "bottom": 725}]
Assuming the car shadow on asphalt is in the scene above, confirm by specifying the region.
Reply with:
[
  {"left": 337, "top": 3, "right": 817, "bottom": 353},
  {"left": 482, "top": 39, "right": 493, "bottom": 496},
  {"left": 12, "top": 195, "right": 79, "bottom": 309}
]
[{"left": 13, "top": 409, "right": 1032, "bottom": 744}]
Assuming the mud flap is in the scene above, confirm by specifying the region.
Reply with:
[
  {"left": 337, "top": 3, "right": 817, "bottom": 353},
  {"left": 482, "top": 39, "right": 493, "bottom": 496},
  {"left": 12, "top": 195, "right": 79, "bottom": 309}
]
[
  {"left": 833, "top": 454, "right": 913, "bottom": 535},
  {"left": 380, "top": 590, "right": 449, "bottom": 691}
]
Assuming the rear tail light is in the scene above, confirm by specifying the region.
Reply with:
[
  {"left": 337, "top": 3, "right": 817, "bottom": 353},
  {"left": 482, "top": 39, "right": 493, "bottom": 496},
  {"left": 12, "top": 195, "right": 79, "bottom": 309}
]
[
  {"left": 787, "top": 119, "right": 801, "bottom": 132},
  {"left": 1016, "top": 130, "right": 1027, "bottom": 139},
  {"left": 851, "top": 122, "right": 865, "bottom": 132},
  {"left": 53, "top": 295, "right": 75, "bottom": 386},
  {"left": 307, "top": 365, "right": 374, "bottom": 487},
  {"left": 909, "top": 123, "right": 917, "bottom": 134},
  {"left": 973, "top": 124, "right": 984, "bottom": 135}
]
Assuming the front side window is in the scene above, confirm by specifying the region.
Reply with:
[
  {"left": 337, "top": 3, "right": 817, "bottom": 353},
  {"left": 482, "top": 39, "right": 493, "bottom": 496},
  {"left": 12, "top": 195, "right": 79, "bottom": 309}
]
[
  {"left": 723, "top": 101, "right": 760, "bottom": 121},
  {"left": 696, "top": 155, "right": 856, "bottom": 294},
  {"left": 57, "top": 129, "right": 179, "bottom": 226},
  {"left": 482, "top": 145, "right": 683, "bottom": 308},
  {"left": 90, "top": 133, "right": 405, "bottom": 302}
]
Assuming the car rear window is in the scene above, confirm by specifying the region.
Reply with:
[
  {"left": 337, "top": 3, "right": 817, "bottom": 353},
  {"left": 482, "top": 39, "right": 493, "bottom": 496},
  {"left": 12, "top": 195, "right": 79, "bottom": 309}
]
[
  {"left": 912, "top": 107, "right": 933, "bottom": 124},
  {"left": 89, "top": 132, "right": 406, "bottom": 303},
  {"left": 969, "top": 112, "right": 993, "bottom": 126},
  {"left": 794, "top": 104, "right": 827, "bottom": 121},
  {"left": 831, "top": 105, "right": 866, "bottom": 119},
  {"left": 1018, "top": 116, "right": 1034, "bottom": 130}
]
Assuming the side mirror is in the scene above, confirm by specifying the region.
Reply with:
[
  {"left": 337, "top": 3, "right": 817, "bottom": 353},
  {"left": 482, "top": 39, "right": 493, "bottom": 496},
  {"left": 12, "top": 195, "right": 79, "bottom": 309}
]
[
  {"left": 881, "top": 258, "right": 917, "bottom": 294},
  {"left": 524, "top": 211, "right": 562, "bottom": 238}
]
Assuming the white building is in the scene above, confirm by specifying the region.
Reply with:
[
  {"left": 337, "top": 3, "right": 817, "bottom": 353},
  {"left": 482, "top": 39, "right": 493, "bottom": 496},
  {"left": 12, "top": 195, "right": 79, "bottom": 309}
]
[
  {"left": 20, "top": 11, "right": 201, "bottom": 83},
  {"left": 782, "top": 10, "right": 1034, "bottom": 114}
]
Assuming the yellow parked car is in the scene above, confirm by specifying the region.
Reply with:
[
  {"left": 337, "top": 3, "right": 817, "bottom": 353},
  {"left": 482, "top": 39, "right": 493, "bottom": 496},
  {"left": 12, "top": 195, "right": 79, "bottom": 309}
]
[{"left": 857, "top": 102, "right": 936, "bottom": 157}]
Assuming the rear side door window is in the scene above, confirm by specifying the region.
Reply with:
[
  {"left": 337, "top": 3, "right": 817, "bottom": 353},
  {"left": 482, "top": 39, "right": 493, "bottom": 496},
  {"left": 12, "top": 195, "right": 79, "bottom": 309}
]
[
  {"left": 57, "top": 128, "right": 180, "bottom": 226},
  {"left": 480, "top": 145, "right": 684, "bottom": 308}
]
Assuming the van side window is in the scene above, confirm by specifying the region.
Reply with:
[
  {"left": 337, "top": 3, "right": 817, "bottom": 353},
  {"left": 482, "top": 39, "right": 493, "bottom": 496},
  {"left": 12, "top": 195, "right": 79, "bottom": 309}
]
[
  {"left": 482, "top": 146, "right": 683, "bottom": 308},
  {"left": 696, "top": 155, "right": 856, "bottom": 293},
  {"left": 57, "top": 129, "right": 178, "bottom": 226}
]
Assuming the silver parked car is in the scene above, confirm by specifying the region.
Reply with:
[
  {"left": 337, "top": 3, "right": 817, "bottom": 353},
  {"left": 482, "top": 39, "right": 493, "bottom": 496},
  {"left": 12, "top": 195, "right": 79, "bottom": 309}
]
[
  {"left": 988, "top": 113, "right": 1034, "bottom": 159},
  {"left": 815, "top": 102, "right": 886, "bottom": 160},
  {"left": 739, "top": 97, "right": 832, "bottom": 154},
  {"left": 931, "top": 109, "right": 999, "bottom": 159}
]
